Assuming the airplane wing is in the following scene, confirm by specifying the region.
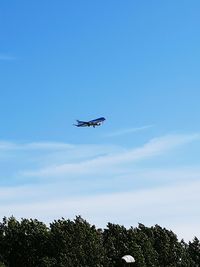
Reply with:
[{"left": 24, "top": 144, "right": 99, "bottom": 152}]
[{"left": 74, "top": 121, "right": 88, "bottom": 127}]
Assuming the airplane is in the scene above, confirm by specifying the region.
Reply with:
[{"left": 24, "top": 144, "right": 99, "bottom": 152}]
[{"left": 74, "top": 117, "right": 106, "bottom": 128}]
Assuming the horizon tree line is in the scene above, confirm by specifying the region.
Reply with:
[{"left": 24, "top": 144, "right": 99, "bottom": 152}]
[{"left": 0, "top": 216, "right": 199, "bottom": 266}]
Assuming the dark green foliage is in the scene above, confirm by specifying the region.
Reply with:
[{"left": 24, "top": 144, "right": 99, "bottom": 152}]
[
  {"left": 0, "top": 216, "right": 49, "bottom": 267},
  {"left": 131, "top": 224, "right": 159, "bottom": 266},
  {"left": 151, "top": 224, "right": 184, "bottom": 266},
  {"left": 103, "top": 223, "right": 131, "bottom": 266},
  {"left": 188, "top": 237, "right": 200, "bottom": 266},
  {"left": 49, "top": 216, "right": 105, "bottom": 267},
  {"left": 0, "top": 216, "right": 199, "bottom": 266}
]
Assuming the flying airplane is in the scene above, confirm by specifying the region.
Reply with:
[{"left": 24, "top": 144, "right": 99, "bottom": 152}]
[{"left": 74, "top": 117, "right": 106, "bottom": 128}]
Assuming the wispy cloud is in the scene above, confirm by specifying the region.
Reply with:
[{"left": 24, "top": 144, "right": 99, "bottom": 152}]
[
  {"left": 0, "top": 180, "right": 199, "bottom": 241},
  {"left": 0, "top": 133, "right": 200, "bottom": 241},
  {"left": 22, "top": 133, "right": 200, "bottom": 178},
  {"left": 105, "top": 124, "right": 154, "bottom": 137},
  {"left": 0, "top": 141, "right": 73, "bottom": 151}
]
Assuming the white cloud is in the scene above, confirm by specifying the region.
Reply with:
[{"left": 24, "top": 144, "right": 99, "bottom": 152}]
[
  {"left": 106, "top": 124, "right": 154, "bottom": 137},
  {"left": 22, "top": 133, "right": 200, "bottom": 178},
  {"left": 0, "top": 141, "right": 74, "bottom": 151},
  {"left": 0, "top": 133, "right": 200, "bottom": 241},
  {"left": 0, "top": 180, "right": 199, "bottom": 241}
]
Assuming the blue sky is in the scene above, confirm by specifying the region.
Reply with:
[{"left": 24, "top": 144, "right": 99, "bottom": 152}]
[{"left": 1, "top": 0, "right": 200, "bottom": 241}]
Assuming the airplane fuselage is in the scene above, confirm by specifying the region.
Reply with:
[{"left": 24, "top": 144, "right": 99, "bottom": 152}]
[{"left": 74, "top": 117, "right": 106, "bottom": 127}]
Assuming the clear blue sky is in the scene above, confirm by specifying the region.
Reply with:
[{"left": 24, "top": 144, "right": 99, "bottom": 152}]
[{"left": 1, "top": 0, "right": 200, "bottom": 241}]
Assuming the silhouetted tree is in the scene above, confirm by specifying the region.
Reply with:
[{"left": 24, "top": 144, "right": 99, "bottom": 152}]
[
  {"left": 49, "top": 216, "right": 104, "bottom": 267},
  {"left": 0, "top": 216, "right": 49, "bottom": 267},
  {"left": 0, "top": 216, "right": 199, "bottom": 266},
  {"left": 103, "top": 223, "right": 131, "bottom": 266},
  {"left": 188, "top": 237, "right": 200, "bottom": 266}
]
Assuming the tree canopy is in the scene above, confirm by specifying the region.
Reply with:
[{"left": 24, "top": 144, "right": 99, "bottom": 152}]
[{"left": 0, "top": 216, "right": 199, "bottom": 266}]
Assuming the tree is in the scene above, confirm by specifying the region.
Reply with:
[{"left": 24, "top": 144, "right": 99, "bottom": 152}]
[
  {"left": 49, "top": 216, "right": 105, "bottom": 267},
  {"left": 188, "top": 237, "right": 200, "bottom": 266},
  {"left": 0, "top": 216, "right": 199, "bottom": 266},
  {"left": 152, "top": 225, "right": 186, "bottom": 266},
  {"left": 103, "top": 223, "right": 131, "bottom": 267},
  {"left": 0, "top": 216, "right": 50, "bottom": 267},
  {"left": 134, "top": 224, "right": 159, "bottom": 266}
]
